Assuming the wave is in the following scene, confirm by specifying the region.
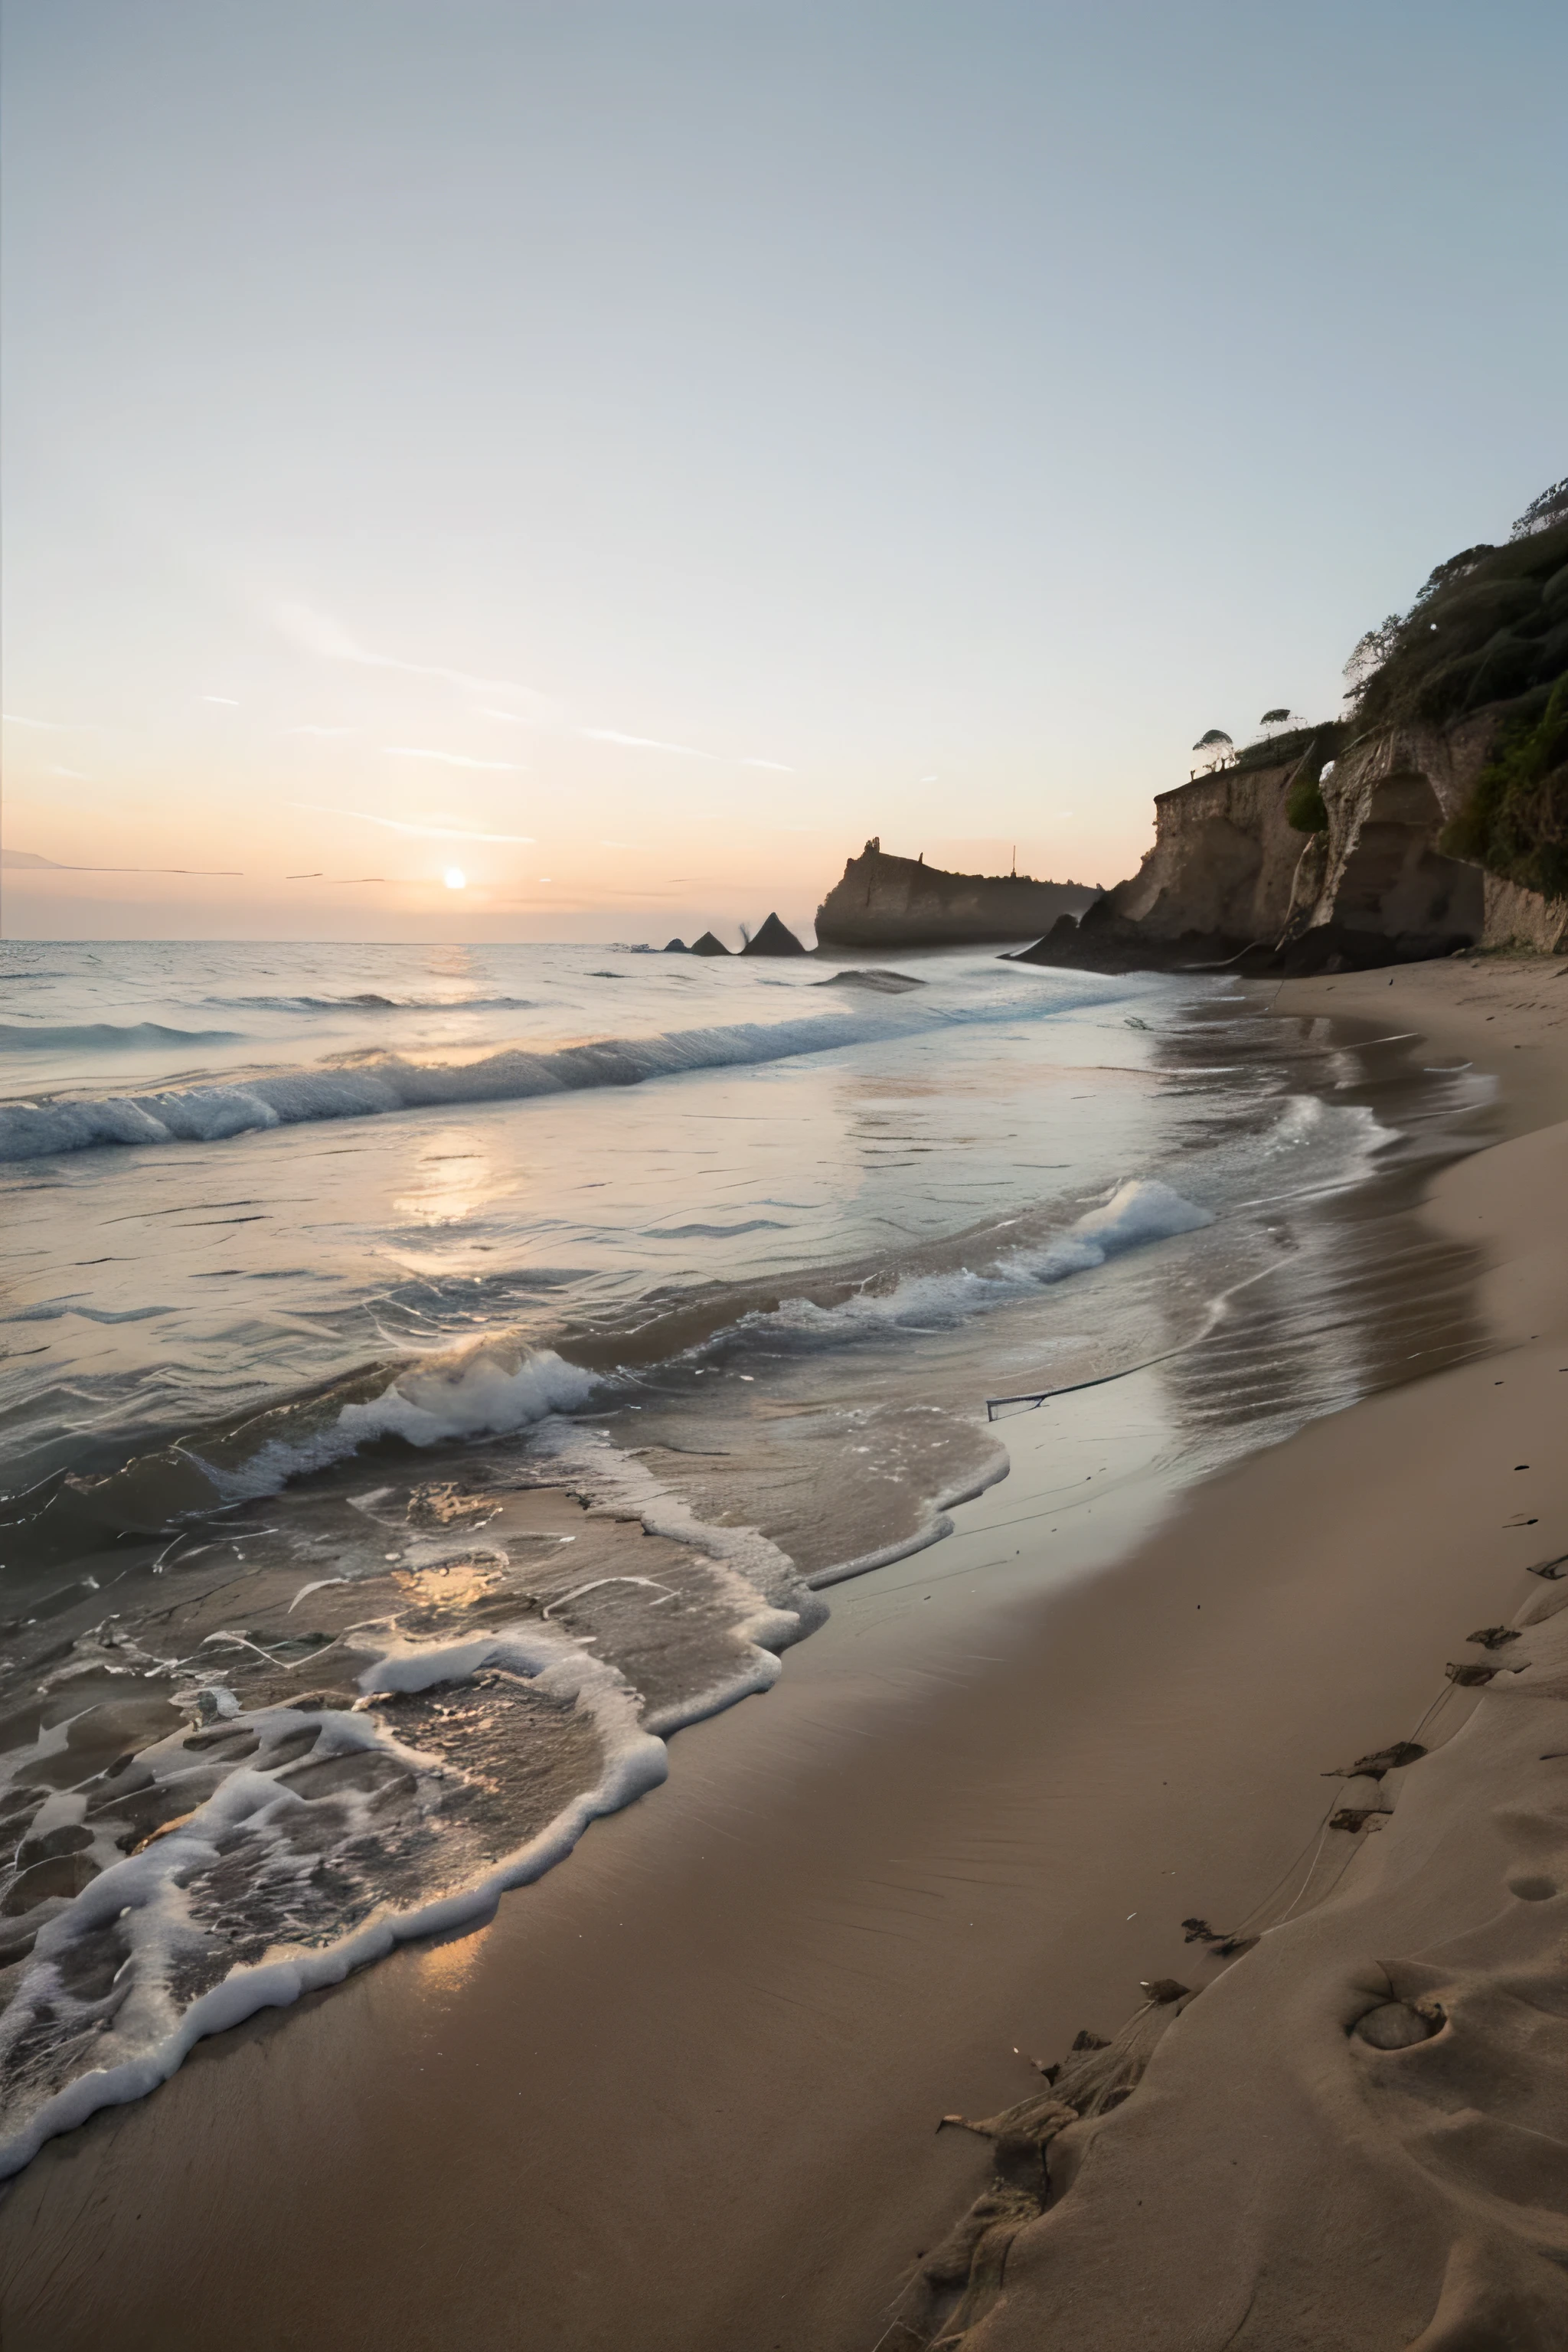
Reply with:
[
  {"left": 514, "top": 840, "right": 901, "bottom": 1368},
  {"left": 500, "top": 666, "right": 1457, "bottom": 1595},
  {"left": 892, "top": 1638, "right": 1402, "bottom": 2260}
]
[
  {"left": 4, "top": 1177, "right": 1210, "bottom": 1575},
  {"left": 0, "top": 1021, "right": 240, "bottom": 1054},
  {"left": 0, "top": 985, "right": 1124, "bottom": 1162},
  {"left": 730, "top": 1178, "right": 1214, "bottom": 1351},
  {"left": 202, "top": 1340, "right": 602, "bottom": 1501},
  {"left": 0, "top": 1426, "right": 822, "bottom": 2177},
  {"left": 645, "top": 1218, "right": 792, "bottom": 1240},
  {"left": 206, "top": 992, "right": 538, "bottom": 1014}
]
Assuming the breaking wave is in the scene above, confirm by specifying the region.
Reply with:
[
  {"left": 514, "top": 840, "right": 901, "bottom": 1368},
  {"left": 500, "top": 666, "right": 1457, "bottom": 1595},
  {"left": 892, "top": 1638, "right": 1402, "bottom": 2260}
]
[
  {"left": 199, "top": 1341, "right": 603, "bottom": 1501},
  {"left": 737, "top": 1179, "right": 1214, "bottom": 1348},
  {"left": 0, "top": 988, "right": 1124, "bottom": 1162}
]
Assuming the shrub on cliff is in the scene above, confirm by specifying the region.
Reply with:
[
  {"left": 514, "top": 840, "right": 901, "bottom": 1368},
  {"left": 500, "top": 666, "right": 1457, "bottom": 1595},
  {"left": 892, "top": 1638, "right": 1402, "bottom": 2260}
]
[
  {"left": 1440, "top": 675, "right": 1568, "bottom": 902},
  {"left": 1344, "top": 482, "right": 1568, "bottom": 732},
  {"left": 1285, "top": 769, "right": 1331, "bottom": 832}
]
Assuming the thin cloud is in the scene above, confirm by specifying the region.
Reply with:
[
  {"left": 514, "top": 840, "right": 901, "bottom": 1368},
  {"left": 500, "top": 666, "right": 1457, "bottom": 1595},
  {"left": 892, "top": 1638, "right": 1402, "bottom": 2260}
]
[
  {"left": 580, "top": 728, "right": 717, "bottom": 759},
  {"left": 289, "top": 801, "right": 534, "bottom": 843},
  {"left": 273, "top": 606, "right": 789, "bottom": 769},
  {"left": 580, "top": 727, "right": 792, "bottom": 771},
  {"left": 203, "top": 695, "right": 240, "bottom": 707},
  {"left": 275, "top": 601, "right": 560, "bottom": 720},
  {"left": 3, "top": 713, "right": 97, "bottom": 731},
  {"left": 382, "top": 747, "right": 521, "bottom": 772}
]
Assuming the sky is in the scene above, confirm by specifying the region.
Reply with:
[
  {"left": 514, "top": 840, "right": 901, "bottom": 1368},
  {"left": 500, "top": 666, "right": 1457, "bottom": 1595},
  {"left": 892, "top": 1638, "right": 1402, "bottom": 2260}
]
[{"left": 2, "top": 0, "right": 1564, "bottom": 944}]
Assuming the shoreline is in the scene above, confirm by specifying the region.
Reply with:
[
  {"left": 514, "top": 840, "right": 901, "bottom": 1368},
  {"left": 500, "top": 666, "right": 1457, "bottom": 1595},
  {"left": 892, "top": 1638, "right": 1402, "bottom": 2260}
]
[{"left": 2, "top": 958, "right": 1565, "bottom": 2349}]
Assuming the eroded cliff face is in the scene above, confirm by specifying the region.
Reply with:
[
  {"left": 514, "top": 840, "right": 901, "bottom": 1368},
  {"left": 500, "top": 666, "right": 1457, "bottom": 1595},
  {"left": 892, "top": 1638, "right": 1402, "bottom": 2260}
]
[
  {"left": 815, "top": 843, "right": 1099, "bottom": 948},
  {"left": 1283, "top": 714, "right": 1495, "bottom": 947},
  {"left": 1104, "top": 759, "right": 1312, "bottom": 944},
  {"left": 1019, "top": 701, "right": 1557, "bottom": 975}
]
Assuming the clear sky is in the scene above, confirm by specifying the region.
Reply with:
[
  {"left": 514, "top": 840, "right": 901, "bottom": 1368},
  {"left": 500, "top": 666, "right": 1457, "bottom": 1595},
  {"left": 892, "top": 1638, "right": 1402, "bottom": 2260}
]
[{"left": 3, "top": 0, "right": 1563, "bottom": 942}]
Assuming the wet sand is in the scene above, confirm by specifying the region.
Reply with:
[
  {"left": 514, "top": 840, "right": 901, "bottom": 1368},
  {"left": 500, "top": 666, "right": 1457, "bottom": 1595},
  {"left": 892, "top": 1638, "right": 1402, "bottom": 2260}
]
[{"left": 2, "top": 956, "right": 1566, "bottom": 2350}]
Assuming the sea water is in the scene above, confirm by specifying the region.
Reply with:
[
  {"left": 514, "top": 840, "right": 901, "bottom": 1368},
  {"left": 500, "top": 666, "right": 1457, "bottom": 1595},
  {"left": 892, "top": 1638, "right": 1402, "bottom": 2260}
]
[{"left": 0, "top": 938, "right": 1492, "bottom": 2169}]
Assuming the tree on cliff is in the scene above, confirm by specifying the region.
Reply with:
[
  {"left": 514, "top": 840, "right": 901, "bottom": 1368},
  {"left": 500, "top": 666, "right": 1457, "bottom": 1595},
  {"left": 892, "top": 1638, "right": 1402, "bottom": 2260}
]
[
  {"left": 1191, "top": 728, "right": 1233, "bottom": 773},
  {"left": 1343, "top": 479, "right": 1567, "bottom": 730},
  {"left": 1342, "top": 616, "right": 1403, "bottom": 697},
  {"left": 1511, "top": 477, "right": 1568, "bottom": 539}
]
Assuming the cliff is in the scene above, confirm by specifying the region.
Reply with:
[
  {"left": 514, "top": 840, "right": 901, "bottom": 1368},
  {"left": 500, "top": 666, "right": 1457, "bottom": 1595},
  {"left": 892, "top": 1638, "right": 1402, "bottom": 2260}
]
[
  {"left": 815, "top": 842, "right": 1100, "bottom": 949},
  {"left": 1099, "top": 752, "right": 1328, "bottom": 946},
  {"left": 1282, "top": 711, "right": 1499, "bottom": 948},
  {"left": 1016, "top": 712, "right": 1501, "bottom": 974},
  {"left": 1015, "top": 488, "right": 1568, "bottom": 976}
]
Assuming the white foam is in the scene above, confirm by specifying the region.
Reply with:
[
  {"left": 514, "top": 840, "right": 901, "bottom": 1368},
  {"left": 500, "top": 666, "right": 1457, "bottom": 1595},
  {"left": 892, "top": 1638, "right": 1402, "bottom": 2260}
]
[
  {"left": 0, "top": 1434, "right": 826, "bottom": 2177},
  {"left": 750, "top": 1178, "right": 1215, "bottom": 1348},
  {"left": 806, "top": 1452, "right": 1013, "bottom": 1589},
  {"left": 0, "top": 1634, "right": 666, "bottom": 2178},
  {"left": 530, "top": 1423, "right": 828, "bottom": 1726},
  {"left": 194, "top": 1339, "right": 600, "bottom": 1501}
]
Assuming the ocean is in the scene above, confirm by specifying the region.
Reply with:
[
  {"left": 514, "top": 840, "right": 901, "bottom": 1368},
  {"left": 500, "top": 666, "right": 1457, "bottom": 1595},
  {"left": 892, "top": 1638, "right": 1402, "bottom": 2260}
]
[{"left": 0, "top": 937, "right": 1492, "bottom": 2171}]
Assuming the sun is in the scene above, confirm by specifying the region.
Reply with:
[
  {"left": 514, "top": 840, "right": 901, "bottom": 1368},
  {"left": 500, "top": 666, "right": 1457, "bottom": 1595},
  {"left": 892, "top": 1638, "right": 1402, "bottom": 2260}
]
[{"left": 443, "top": 867, "right": 466, "bottom": 890}]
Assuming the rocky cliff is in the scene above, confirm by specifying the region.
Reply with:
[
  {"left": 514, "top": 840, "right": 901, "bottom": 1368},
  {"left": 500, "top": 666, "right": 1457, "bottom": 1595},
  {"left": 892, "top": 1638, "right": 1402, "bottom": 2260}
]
[
  {"left": 815, "top": 842, "right": 1099, "bottom": 949},
  {"left": 1281, "top": 712, "right": 1497, "bottom": 949},
  {"left": 1096, "top": 750, "right": 1328, "bottom": 946},
  {"left": 1018, "top": 713, "right": 1502, "bottom": 975},
  {"left": 1021, "top": 700, "right": 1568, "bottom": 974},
  {"left": 1016, "top": 488, "right": 1568, "bottom": 975}
]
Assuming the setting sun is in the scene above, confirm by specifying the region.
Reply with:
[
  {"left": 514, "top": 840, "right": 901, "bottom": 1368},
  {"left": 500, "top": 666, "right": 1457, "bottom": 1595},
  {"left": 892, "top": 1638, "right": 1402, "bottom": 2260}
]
[{"left": 443, "top": 867, "right": 466, "bottom": 890}]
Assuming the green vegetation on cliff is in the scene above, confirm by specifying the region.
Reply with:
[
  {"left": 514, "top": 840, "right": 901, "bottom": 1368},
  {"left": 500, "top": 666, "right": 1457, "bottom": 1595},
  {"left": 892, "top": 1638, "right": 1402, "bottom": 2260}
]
[
  {"left": 1345, "top": 481, "right": 1568, "bottom": 733},
  {"left": 1214, "top": 722, "right": 1344, "bottom": 833},
  {"left": 1285, "top": 766, "right": 1331, "bottom": 834},
  {"left": 1230, "top": 720, "right": 1342, "bottom": 777},
  {"left": 1440, "top": 675, "right": 1568, "bottom": 903},
  {"left": 1338, "top": 478, "right": 1568, "bottom": 898}
]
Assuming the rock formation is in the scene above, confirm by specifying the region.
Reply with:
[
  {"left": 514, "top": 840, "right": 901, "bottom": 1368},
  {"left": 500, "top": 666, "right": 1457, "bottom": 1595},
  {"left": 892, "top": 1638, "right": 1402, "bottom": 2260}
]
[
  {"left": 815, "top": 841, "right": 1100, "bottom": 949},
  {"left": 1282, "top": 714, "right": 1495, "bottom": 951},
  {"left": 688, "top": 931, "right": 732, "bottom": 956},
  {"left": 662, "top": 937, "right": 690, "bottom": 953},
  {"left": 1017, "top": 703, "right": 1561, "bottom": 976},
  {"left": 740, "top": 913, "right": 808, "bottom": 956},
  {"left": 1017, "top": 491, "right": 1568, "bottom": 975}
]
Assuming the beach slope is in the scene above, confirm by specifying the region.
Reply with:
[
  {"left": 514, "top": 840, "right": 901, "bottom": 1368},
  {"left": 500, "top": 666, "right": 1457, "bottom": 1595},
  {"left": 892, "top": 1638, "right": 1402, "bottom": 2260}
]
[{"left": 1, "top": 960, "right": 1565, "bottom": 2352}]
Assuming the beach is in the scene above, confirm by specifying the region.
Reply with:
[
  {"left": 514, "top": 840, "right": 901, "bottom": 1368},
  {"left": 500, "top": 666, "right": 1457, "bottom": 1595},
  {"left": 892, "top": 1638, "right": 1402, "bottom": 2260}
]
[{"left": 0, "top": 952, "right": 1561, "bottom": 2347}]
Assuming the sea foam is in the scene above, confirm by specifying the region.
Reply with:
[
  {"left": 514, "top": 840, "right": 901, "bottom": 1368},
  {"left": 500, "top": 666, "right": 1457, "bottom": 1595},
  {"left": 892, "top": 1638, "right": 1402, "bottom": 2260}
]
[
  {"left": 0, "top": 1432, "right": 822, "bottom": 2179},
  {"left": 746, "top": 1179, "right": 1214, "bottom": 1348}
]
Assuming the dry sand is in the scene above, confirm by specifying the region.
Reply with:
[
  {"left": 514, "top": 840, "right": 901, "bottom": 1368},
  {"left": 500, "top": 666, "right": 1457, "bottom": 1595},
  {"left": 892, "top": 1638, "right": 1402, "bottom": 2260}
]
[{"left": 2, "top": 954, "right": 1566, "bottom": 2350}]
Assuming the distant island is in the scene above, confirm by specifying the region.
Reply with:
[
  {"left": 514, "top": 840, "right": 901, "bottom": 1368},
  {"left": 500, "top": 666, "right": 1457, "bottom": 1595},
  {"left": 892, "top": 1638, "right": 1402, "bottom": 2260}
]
[{"left": 814, "top": 841, "right": 1101, "bottom": 948}]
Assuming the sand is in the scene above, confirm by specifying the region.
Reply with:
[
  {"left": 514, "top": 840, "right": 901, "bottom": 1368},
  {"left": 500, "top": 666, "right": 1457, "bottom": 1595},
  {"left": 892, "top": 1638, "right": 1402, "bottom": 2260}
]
[
  {"left": 1273, "top": 949, "right": 1568, "bottom": 1139},
  {"left": 2, "top": 954, "right": 1565, "bottom": 2350}
]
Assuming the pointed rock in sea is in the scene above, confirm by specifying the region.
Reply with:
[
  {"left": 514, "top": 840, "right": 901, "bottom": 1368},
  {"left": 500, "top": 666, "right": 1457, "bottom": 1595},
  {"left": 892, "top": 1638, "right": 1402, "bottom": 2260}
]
[
  {"left": 740, "top": 913, "right": 808, "bottom": 956},
  {"left": 689, "top": 931, "right": 732, "bottom": 956}
]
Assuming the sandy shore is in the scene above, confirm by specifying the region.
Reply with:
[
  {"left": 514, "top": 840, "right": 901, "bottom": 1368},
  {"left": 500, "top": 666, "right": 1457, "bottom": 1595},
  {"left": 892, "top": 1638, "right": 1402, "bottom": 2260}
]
[{"left": 2, "top": 954, "right": 1565, "bottom": 2350}]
